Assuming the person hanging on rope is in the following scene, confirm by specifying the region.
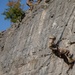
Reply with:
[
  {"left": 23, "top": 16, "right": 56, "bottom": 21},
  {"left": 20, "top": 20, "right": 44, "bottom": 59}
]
[{"left": 48, "top": 35, "right": 75, "bottom": 64}]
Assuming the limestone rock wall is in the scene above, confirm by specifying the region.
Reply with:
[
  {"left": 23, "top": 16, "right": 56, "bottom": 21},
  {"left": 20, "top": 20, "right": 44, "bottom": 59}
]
[{"left": 0, "top": 0, "right": 75, "bottom": 75}]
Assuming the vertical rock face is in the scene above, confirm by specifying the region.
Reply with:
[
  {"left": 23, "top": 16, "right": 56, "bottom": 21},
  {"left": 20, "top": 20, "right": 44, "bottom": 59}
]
[{"left": 0, "top": 0, "right": 75, "bottom": 75}]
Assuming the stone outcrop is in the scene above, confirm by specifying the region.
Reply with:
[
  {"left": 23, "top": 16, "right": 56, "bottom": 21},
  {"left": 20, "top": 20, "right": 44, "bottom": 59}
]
[{"left": 0, "top": 0, "right": 75, "bottom": 75}]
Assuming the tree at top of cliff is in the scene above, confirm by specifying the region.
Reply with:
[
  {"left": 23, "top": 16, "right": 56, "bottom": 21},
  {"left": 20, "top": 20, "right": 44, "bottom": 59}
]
[{"left": 2, "top": 0, "right": 25, "bottom": 23}]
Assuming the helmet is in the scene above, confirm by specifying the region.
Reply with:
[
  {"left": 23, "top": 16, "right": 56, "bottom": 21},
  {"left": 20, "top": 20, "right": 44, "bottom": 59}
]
[{"left": 49, "top": 36, "right": 56, "bottom": 39}]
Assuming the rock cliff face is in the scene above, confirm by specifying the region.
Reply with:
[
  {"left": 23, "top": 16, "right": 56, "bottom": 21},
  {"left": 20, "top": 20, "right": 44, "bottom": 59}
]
[{"left": 0, "top": 0, "right": 75, "bottom": 75}]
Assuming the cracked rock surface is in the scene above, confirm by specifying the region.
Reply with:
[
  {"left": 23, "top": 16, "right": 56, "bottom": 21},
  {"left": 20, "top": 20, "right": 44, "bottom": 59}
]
[{"left": 0, "top": 0, "right": 75, "bottom": 75}]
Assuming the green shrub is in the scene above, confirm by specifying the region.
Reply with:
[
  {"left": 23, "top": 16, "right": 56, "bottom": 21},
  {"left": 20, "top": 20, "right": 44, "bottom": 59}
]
[{"left": 3, "top": 0, "right": 25, "bottom": 23}]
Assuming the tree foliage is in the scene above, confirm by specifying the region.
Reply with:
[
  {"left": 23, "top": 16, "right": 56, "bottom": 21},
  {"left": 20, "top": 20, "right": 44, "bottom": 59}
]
[{"left": 3, "top": 0, "right": 25, "bottom": 23}]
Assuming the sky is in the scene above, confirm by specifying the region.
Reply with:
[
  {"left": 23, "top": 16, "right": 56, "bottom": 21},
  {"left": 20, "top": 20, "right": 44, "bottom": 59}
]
[{"left": 0, "top": 0, "right": 29, "bottom": 31}]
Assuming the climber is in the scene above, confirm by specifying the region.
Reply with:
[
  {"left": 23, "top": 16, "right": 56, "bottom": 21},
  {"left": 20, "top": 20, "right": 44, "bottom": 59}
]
[
  {"left": 48, "top": 36, "right": 75, "bottom": 64},
  {"left": 26, "top": 0, "right": 42, "bottom": 10},
  {"left": 26, "top": 0, "right": 34, "bottom": 11}
]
